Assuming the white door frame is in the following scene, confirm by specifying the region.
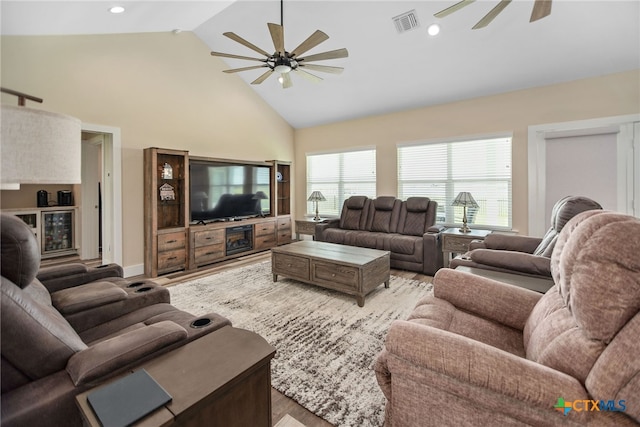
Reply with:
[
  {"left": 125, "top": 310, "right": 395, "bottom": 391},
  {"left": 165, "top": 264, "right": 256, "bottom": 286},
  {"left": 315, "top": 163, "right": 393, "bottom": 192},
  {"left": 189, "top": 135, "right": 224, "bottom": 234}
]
[
  {"left": 527, "top": 114, "right": 639, "bottom": 236},
  {"left": 80, "top": 135, "right": 102, "bottom": 260},
  {"left": 80, "top": 123, "right": 122, "bottom": 266}
]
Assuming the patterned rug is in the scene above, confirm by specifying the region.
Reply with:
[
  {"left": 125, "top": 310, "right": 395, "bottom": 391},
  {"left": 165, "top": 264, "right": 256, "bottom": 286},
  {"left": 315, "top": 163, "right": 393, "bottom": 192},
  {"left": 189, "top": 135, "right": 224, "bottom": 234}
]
[{"left": 169, "top": 260, "right": 433, "bottom": 427}]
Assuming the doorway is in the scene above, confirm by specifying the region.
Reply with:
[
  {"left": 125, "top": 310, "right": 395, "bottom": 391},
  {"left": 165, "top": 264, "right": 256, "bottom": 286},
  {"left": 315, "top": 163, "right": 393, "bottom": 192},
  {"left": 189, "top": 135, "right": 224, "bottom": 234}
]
[
  {"left": 81, "top": 133, "right": 103, "bottom": 260},
  {"left": 528, "top": 114, "right": 639, "bottom": 236},
  {"left": 79, "top": 124, "right": 122, "bottom": 267}
]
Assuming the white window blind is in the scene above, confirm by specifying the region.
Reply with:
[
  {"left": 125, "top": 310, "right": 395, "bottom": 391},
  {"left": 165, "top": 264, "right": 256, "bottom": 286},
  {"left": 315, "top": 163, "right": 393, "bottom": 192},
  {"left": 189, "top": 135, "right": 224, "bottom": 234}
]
[
  {"left": 306, "top": 148, "right": 376, "bottom": 217},
  {"left": 397, "top": 136, "right": 512, "bottom": 229}
]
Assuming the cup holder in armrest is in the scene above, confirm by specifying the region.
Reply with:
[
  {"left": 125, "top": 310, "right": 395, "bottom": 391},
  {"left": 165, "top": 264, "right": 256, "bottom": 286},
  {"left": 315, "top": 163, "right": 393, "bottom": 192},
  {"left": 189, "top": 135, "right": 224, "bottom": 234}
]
[
  {"left": 190, "top": 318, "right": 212, "bottom": 328},
  {"left": 127, "top": 281, "right": 146, "bottom": 288},
  {"left": 134, "top": 286, "right": 154, "bottom": 293}
]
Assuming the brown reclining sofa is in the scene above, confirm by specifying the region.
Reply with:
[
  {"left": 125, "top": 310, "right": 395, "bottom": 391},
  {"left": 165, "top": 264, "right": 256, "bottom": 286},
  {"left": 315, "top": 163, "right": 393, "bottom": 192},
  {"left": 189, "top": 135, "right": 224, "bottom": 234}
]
[
  {"left": 315, "top": 196, "right": 444, "bottom": 275},
  {"left": 0, "top": 213, "right": 232, "bottom": 427}
]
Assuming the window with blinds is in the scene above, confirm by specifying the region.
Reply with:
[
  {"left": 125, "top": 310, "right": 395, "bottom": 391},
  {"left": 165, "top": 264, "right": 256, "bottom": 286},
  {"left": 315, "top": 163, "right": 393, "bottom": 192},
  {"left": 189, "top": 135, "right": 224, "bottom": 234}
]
[
  {"left": 397, "top": 136, "right": 512, "bottom": 229},
  {"left": 306, "top": 148, "right": 376, "bottom": 217}
]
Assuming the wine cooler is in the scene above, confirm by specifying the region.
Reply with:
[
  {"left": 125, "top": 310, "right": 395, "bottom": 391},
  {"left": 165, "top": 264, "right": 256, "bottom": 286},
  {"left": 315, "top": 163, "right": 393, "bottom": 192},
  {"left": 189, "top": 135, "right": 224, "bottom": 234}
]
[{"left": 42, "top": 210, "right": 76, "bottom": 258}]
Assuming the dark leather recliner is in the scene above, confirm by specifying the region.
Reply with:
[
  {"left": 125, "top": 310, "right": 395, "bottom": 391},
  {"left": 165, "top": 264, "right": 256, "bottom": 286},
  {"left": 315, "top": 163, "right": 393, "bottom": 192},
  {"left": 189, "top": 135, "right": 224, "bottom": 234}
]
[
  {"left": 450, "top": 195, "right": 603, "bottom": 278},
  {"left": 1, "top": 213, "right": 231, "bottom": 427}
]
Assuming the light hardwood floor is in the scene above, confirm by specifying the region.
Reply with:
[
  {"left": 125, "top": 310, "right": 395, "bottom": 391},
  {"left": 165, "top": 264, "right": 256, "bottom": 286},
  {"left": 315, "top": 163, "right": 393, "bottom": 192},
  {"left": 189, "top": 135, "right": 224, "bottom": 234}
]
[{"left": 45, "top": 251, "right": 433, "bottom": 427}]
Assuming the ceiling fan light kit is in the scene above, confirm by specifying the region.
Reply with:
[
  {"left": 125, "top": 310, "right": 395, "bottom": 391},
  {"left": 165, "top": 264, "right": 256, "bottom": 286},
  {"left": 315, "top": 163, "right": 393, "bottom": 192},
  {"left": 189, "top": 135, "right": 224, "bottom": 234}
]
[
  {"left": 210, "top": 0, "right": 348, "bottom": 89},
  {"left": 434, "top": 0, "right": 552, "bottom": 29}
]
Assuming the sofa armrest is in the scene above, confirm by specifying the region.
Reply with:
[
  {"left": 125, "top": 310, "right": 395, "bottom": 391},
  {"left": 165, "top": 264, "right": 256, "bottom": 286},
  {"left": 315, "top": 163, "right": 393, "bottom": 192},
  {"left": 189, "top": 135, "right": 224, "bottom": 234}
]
[
  {"left": 38, "top": 263, "right": 124, "bottom": 293},
  {"left": 427, "top": 224, "right": 446, "bottom": 233},
  {"left": 433, "top": 268, "right": 542, "bottom": 330},
  {"left": 482, "top": 234, "right": 542, "bottom": 253},
  {"left": 66, "top": 321, "right": 187, "bottom": 385},
  {"left": 468, "top": 240, "right": 487, "bottom": 250},
  {"left": 421, "top": 233, "right": 443, "bottom": 276},
  {"left": 314, "top": 218, "right": 340, "bottom": 241},
  {"left": 382, "top": 320, "right": 588, "bottom": 408},
  {"left": 52, "top": 282, "right": 127, "bottom": 315},
  {"left": 470, "top": 249, "right": 552, "bottom": 277}
]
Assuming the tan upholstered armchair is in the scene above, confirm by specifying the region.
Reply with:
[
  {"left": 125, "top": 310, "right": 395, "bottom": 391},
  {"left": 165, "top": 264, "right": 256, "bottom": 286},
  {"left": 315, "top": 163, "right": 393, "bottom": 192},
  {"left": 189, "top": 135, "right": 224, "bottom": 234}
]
[
  {"left": 375, "top": 210, "right": 640, "bottom": 426},
  {"left": 450, "top": 195, "right": 602, "bottom": 278}
]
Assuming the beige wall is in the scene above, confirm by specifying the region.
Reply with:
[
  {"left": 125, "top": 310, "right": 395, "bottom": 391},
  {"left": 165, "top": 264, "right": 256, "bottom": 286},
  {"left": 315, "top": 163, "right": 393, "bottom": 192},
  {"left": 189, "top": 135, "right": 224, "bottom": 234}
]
[
  {"left": 2, "top": 32, "right": 638, "bottom": 268},
  {"left": 294, "top": 69, "right": 640, "bottom": 233},
  {"left": 1, "top": 32, "right": 294, "bottom": 269}
]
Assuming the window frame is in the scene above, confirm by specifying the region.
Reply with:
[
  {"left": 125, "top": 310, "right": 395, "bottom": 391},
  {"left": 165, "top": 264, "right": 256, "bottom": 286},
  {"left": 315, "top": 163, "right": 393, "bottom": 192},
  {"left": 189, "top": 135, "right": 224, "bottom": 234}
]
[
  {"left": 305, "top": 147, "right": 377, "bottom": 218},
  {"left": 397, "top": 133, "right": 513, "bottom": 231}
]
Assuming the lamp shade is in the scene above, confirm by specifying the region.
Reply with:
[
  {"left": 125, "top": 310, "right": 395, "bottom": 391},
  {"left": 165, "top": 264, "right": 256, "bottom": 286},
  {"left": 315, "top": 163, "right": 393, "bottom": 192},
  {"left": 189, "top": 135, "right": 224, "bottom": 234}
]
[
  {"left": 451, "top": 191, "right": 479, "bottom": 208},
  {"left": 307, "top": 191, "right": 326, "bottom": 202},
  {"left": 1, "top": 105, "right": 82, "bottom": 189}
]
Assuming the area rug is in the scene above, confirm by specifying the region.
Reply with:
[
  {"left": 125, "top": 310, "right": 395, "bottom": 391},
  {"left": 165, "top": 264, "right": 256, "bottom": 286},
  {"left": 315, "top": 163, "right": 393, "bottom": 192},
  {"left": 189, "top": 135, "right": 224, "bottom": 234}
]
[{"left": 169, "top": 261, "right": 433, "bottom": 427}]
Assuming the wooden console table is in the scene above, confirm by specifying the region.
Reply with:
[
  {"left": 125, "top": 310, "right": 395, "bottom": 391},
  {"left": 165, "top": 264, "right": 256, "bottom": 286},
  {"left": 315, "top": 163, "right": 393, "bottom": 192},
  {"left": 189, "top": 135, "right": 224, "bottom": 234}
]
[{"left": 76, "top": 326, "right": 275, "bottom": 427}]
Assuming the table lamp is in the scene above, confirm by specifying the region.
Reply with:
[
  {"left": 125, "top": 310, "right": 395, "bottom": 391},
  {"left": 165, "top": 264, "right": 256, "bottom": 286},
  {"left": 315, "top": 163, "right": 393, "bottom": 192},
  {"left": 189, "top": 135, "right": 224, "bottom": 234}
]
[
  {"left": 451, "top": 192, "right": 479, "bottom": 233},
  {"left": 307, "top": 191, "right": 326, "bottom": 221}
]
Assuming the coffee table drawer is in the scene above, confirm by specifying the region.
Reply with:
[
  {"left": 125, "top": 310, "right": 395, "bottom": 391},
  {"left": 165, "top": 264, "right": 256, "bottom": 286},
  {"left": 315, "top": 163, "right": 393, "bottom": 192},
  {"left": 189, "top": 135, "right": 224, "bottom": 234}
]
[
  {"left": 272, "top": 253, "right": 310, "bottom": 281},
  {"left": 312, "top": 261, "right": 359, "bottom": 291}
]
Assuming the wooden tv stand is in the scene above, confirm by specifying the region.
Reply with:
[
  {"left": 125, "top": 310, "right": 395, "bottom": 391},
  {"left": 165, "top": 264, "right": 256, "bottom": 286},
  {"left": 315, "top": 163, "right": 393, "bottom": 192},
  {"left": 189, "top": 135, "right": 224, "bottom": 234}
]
[
  {"left": 188, "top": 216, "right": 291, "bottom": 269},
  {"left": 76, "top": 326, "right": 276, "bottom": 427},
  {"left": 144, "top": 148, "right": 292, "bottom": 277}
]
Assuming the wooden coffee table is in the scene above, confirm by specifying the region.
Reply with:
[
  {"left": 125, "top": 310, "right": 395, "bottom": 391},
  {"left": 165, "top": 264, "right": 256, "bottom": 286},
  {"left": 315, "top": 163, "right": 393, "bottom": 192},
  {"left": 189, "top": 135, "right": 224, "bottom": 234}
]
[{"left": 271, "top": 241, "right": 390, "bottom": 307}]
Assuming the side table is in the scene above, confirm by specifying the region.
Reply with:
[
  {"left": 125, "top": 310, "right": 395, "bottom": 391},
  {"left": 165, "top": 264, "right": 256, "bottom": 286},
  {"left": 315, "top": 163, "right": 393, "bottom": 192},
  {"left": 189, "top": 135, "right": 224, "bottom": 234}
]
[
  {"left": 442, "top": 228, "right": 492, "bottom": 267},
  {"left": 295, "top": 218, "right": 326, "bottom": 240},
  {"left": 76, "top": 326, "right": 275, "bottom": 427}
]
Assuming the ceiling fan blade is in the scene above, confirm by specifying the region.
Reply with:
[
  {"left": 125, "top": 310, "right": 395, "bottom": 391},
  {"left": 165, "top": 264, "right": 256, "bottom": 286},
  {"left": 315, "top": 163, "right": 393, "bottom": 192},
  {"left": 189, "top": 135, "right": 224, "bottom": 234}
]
[
  {"left": 251, "top": 69, "right": 274, "bottom": 85},
  {"left": 530, "top": 0, "right": 552, "bottom": 22},
  {"left": 281, "top": 72, "right": 293, "bottom": 89},
  {"left": 472, "top": 0, "right": 512, "bottom": 29},
  {"left": 223, "top": 65, "right": 268, "bottom": 74},
  {"left": 223, "top": 32, "right": 271, "bottom": 57},
  {"left": 434, "top": 0, "right": 476, "bottom": 18},
  {"left": 268, "top": 23, "right": 285, "bottom": 55},
  {"left": 210, "top": 51, "right": 266, "bottom": 62},
  {"left": 291, "top": 30, "right": 329, "bottom": 58},
  {"left": 299, "top": 64, "right": 343, "bottom": 74},
  {"left": 294, "top": 68, "right": 323, "bottom": 83},
  {"left": 299, "top": 48, "right": 349, "bottom": 63}
]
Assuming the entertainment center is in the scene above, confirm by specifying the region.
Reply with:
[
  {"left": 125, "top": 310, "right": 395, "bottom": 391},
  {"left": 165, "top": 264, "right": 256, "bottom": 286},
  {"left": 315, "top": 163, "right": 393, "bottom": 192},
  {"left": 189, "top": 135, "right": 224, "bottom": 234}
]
[{"left": 144, "top": 147, "right": 291, "bottom": 277}]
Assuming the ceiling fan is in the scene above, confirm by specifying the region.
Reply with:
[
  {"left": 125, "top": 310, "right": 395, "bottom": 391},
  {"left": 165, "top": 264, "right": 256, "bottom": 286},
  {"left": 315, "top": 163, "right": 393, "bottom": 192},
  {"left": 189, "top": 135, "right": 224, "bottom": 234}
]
[
  {"left": 210, "top": 0, "right": 348, "bottom": 89},
  {"left": 434, "top": 0, "right": 552, "bottom": 29}
]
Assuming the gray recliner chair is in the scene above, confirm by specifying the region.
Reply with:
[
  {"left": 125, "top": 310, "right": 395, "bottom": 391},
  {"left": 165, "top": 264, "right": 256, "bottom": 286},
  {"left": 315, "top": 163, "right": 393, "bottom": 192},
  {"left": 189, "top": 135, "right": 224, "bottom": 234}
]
[{"left": 450, "top": 195, "right": 602, "bottom": 278}]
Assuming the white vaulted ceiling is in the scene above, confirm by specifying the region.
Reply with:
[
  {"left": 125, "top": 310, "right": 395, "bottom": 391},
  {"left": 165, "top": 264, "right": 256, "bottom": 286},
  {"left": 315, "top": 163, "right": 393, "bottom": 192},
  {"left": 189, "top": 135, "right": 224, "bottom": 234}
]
[{"left": 2, "top": 1, "right": 639, "bottom": 128}]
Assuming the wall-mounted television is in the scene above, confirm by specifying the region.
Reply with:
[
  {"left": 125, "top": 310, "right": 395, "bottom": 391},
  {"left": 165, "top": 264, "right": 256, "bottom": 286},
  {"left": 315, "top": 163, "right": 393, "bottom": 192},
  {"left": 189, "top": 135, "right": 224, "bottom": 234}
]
[{"left": 190, "top": 160, "right": 271, "bottom": 223}]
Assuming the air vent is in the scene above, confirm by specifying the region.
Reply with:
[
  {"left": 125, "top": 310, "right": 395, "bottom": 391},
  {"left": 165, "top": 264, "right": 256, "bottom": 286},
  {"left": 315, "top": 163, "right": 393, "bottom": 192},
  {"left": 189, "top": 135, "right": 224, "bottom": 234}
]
[{"left": 393, "top": 10, "right": 420, "bottom": 34}]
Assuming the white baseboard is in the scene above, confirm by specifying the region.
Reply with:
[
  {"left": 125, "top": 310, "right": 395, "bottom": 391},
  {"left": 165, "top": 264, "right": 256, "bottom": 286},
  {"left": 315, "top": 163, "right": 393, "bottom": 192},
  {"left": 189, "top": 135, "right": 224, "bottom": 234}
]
[{"left": 123, "top": 263, "right": 144, "bottom": 278}]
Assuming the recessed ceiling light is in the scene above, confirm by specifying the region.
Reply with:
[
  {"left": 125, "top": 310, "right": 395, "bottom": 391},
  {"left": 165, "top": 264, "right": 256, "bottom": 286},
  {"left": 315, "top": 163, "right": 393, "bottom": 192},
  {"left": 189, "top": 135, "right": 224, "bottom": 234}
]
[
  {"left": 109, "top": 6, "right": 125, "bottom": 14},
  {"left": 427, "top": 23, "right": 441, "bottom": 36}
]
